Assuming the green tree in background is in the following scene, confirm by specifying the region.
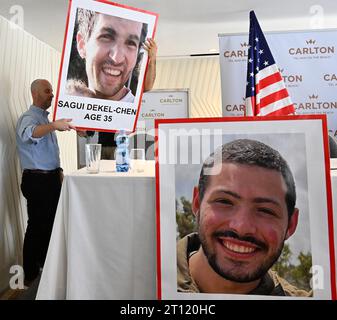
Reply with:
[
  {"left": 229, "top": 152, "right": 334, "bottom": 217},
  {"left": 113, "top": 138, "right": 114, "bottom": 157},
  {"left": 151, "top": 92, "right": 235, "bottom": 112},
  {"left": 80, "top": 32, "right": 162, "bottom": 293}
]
[
  {"left": 176, "top": 196, "right": 197, "bottom": 239},
  {"left": 291, "top": 251, "right": 312, "bottom": 291},
  {"left": 272, "top": 244, "right": 312, "bottom": 292},
  {"left": 273, "top": 243, "right": 293, "bottom": 279}
]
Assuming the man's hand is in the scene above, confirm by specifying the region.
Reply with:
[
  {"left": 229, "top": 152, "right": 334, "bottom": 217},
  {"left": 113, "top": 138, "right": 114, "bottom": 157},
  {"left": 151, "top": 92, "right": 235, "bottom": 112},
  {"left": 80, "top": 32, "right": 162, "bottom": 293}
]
[
  {"left": 60, "top": 171, "right": 64, "bottom": 183},
  {"left": 76, "top": 130, "right": 88, "bottom": 137},
  {"left": 143, "top": 38, "right": 157, "bottom": 61},
  {"left": 143, "top": 38, "right": 157, "bottom": 92},
  {"left": 52, "top": 119, "right": 76, "bottom": 132}
]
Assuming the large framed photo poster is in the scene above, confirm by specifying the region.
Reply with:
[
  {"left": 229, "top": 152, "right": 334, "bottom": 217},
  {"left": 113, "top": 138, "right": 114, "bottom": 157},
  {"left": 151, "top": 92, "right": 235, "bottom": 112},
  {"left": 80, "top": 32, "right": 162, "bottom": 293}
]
[
  {"left": 155, "top": 115, "right": 336, "bottom": 300},
  {"left": 53, "top": 0, "right": 158, "bottom": 132}
]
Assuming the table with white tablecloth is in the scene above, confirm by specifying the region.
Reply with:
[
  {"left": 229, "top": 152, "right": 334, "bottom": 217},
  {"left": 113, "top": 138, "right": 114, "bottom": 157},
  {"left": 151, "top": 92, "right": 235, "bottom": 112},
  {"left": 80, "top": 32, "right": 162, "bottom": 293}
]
[{"left": 36, "top": 160, "right": 156, "bottom": 299}]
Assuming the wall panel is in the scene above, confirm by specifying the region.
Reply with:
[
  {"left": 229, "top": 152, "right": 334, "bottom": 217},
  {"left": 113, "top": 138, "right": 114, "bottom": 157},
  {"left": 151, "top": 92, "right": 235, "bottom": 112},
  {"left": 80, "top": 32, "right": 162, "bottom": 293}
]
[
  {"left": 154, "top": 56, "right": 222, "bottom": 118},
  {"left": 0, "top": 16, "right": 77, "bottom": 293}
]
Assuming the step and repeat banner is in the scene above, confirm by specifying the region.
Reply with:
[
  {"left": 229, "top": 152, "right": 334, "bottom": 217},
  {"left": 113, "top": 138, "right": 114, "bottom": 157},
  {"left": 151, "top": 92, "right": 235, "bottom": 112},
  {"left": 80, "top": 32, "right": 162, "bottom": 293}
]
[
  {"left": 219, "top": 29, "right": 337, "bottom": 137},
  {"left": 136, "top": 89, "right": 190, "bottom": 140}
]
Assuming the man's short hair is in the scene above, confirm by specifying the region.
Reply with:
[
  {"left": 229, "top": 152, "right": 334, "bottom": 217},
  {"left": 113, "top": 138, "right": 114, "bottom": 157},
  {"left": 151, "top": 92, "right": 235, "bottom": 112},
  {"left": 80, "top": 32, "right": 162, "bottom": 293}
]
[
  {"left": 77, "top": 8, "right": 148, "bottom": 45},
  {"left": 77, "top": 8, "right": 98, "bottom": 42},
  {"left": 198, "top": 139, "right": 296, "bottom": 218}
]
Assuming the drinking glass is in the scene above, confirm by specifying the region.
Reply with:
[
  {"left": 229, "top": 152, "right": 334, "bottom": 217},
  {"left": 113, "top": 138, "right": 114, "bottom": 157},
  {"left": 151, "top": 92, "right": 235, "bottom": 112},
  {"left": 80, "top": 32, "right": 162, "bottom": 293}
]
[
  {"left": 130, "top": 148, "right": 145, "bottom": 173},
  {"left": 85, "top": 144, "right": 102, "bottom": 174}
]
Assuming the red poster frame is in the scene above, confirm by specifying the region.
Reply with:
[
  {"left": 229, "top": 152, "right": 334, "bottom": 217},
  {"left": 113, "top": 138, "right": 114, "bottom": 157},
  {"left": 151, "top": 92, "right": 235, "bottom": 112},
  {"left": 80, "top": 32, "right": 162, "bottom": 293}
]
[
  {"left": 155, "top": 114, "right": 336, "bottom": 300},
  {"left": 53, "top": 0, "right": 158, "bottom": 133}
]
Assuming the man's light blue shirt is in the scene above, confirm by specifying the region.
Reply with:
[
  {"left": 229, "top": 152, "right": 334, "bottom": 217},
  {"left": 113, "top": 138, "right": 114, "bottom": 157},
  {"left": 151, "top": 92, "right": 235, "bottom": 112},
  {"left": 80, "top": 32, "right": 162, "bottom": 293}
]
[{"left": 16, "top": 105, "right": 60, "bottom": 170}]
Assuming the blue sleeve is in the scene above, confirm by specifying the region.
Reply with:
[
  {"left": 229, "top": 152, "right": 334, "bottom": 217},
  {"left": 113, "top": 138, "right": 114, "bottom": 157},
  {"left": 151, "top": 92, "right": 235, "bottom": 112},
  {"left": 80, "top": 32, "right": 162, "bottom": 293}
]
[{"left": 16, "top": 114, "right": 43, "bottom": 144}]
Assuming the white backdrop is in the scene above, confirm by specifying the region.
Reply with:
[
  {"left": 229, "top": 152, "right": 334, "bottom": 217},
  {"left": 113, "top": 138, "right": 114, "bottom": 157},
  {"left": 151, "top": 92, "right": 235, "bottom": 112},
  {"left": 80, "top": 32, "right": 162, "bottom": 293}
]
[
  {"left": 219, "top": 29, "right": 337, "bottom": 137},
  {"left": 137, "top": 89, "right": 190, "bottom": 137},
  {"left": 154, "top": 56, "right": 222, "bottom": 118},
  {"left": 0, "top": 15, "right": 77, "bottom": 295}
]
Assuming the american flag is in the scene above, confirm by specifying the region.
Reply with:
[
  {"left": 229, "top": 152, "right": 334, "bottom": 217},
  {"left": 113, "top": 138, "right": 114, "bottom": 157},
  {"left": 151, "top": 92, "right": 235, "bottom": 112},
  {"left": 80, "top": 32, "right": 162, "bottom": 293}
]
[{"left": 245, "top": 11, "right": 295, "bottom": 116}]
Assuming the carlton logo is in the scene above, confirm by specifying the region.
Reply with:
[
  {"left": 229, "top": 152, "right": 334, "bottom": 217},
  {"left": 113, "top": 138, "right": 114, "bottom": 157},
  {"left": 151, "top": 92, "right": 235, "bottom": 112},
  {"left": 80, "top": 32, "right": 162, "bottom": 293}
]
[
  {"left": 224, "top": 97, "right": 245, "bottom": 113},
  {"left": 294, "top": 94, "right": 337, "bottom": 111},
  {"left": 141, "top": 109, "right": 165, "bottom": 118},
  {"left": 159, "top": 95, "right": 183, "bottom": 104},
  {"left": 323, "top": 74, "right": 337, "bottom": 81},
  {"left": 306, "top": 39, "right": 316, "bottom": 45},
  {"left": 289, "top": 39, "right": 335, "bottom": 55},
  {"left": 279, "top": 68, "right": 303, "bottom": 83},
  {"left": 223, "top": 42, "right": 249, "bottom": 58}
]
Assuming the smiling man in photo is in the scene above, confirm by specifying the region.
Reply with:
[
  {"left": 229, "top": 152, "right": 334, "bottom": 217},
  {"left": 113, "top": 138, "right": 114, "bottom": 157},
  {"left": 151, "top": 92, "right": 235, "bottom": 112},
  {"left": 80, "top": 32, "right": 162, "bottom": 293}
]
[
  {"left": 67, "top": 8, "right": 157, "bottom": 102},
  {"left": 177, "top": 139, "right": 312, "bottom": 296}
]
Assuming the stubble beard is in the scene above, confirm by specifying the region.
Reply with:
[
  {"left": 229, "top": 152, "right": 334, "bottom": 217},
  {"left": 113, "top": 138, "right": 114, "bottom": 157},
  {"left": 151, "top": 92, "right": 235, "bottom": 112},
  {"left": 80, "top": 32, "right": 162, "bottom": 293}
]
[
  {"left": 94, "top": 70, "right": 131, "bottom": 100},
  {"left": 198, "top": 227, "right": 285, "bottom": 283}
]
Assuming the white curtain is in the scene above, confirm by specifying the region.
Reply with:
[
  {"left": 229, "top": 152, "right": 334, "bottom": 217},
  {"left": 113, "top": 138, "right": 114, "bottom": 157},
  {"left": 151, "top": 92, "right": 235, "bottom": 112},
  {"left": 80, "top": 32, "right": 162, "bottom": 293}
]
[
  {"left": 154, "top": 56, "right": 222, "bottom": 117},
  {"left": 0, "top": 16, "right": 77, "bottom": 294}
]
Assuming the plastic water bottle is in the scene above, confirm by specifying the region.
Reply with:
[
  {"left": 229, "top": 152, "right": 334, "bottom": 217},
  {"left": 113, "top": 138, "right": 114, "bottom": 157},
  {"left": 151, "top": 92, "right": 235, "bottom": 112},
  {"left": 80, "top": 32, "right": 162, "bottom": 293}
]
[{"left": 115, "top": 130, "right": 130, "bottom": 172}]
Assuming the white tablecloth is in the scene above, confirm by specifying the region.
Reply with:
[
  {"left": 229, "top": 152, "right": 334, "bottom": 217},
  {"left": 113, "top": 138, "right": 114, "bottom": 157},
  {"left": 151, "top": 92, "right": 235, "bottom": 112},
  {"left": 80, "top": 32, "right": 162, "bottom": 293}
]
[{"left": 36, "top": 160, "right": 156, "bottom": 299}]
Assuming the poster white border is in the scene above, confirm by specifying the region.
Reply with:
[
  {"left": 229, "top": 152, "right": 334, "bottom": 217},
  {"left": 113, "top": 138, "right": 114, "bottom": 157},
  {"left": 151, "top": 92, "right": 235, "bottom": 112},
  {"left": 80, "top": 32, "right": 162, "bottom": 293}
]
[{"left": 156, "top": 115, "right": 335, "bottom": 300}]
